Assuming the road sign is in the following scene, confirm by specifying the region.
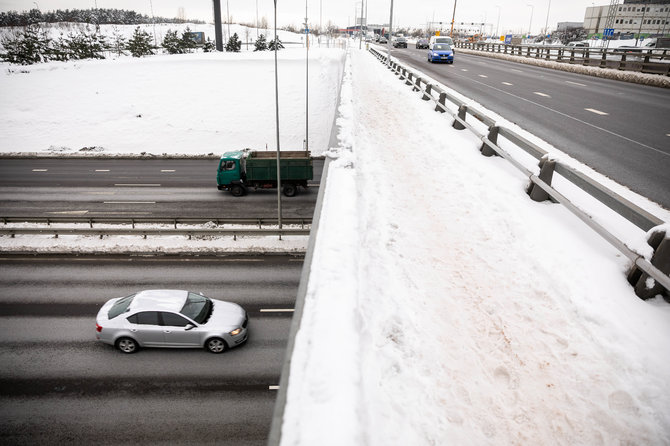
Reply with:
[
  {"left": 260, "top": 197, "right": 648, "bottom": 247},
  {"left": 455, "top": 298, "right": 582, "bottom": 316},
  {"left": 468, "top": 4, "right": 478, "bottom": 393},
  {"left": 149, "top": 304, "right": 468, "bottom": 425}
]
[{"left": 604, "top": 28, "right": 614, "bottom": 38}]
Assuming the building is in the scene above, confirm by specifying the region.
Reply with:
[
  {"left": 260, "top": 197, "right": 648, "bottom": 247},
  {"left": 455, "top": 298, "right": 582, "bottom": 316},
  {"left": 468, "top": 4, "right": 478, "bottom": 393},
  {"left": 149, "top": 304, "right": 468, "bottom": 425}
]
[{"left": 584, "top": 0, "right": 670, "bottom": 37}]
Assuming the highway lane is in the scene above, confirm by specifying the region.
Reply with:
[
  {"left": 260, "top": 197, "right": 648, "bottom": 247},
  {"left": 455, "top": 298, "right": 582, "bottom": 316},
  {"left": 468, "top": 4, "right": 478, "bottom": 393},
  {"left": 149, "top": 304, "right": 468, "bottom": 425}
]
[
  {"left": 382, "top": 45, "right": 670, "bottom": 209},
  {"left": 0, "top": 255, "right": 301, "bottom": 445}
]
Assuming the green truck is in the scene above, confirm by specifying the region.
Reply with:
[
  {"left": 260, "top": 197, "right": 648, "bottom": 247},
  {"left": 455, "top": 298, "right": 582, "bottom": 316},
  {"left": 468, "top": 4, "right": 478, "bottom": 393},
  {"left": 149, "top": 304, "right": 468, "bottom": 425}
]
[{"left": 217, "top": 150, "right": 313, "bottom": 197}]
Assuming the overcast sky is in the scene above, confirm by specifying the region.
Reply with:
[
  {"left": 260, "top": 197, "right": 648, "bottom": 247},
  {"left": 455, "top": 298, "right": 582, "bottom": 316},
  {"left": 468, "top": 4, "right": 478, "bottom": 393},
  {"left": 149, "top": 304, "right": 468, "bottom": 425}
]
[{"left": 1, "top": 0, "right": 600, "bottom": 34}]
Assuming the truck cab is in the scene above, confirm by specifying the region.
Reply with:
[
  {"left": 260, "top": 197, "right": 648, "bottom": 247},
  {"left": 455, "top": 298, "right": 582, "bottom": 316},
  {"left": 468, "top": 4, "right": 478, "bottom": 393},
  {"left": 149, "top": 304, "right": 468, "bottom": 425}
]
[{"left": 217, "top": 151, "right": 246, "bottom": 195}]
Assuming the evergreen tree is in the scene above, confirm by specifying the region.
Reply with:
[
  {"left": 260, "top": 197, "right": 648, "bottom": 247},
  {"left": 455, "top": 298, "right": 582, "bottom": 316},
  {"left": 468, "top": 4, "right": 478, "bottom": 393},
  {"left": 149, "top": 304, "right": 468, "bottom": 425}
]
[
  {"left": 268, "top": 36, "right": 284, "bottom": 51},
  {"left": 63, "top": 31, "right": 107, "bottom": 60},
  {"left": 225, "top": 33, "right": 242, "bottom": 52},
  {"left": 126, "top": 26, "right": 153, "bottom": 57},
  {"left": 110, "top": 27, "right": 127, "bottom": 56},
  {"left": 254, "top": 33, "right": 267, "bottom": 51},
  {"left": 203, "top": 37, "right": 215, "bottom": 52},
  {"left": 0, "top": 25, "right": 51, "bottom": 64},
  {"left": 162, "top": 29, "right": 183, "bottom": 54},
  {"left": 180, "top": 27, "right": 198, "bottom": 53}
]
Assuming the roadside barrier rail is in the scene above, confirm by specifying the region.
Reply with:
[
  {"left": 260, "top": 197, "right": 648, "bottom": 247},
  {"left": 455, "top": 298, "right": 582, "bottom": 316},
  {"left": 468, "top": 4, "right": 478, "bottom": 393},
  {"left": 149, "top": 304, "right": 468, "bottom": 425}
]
[
  {"left": 455, "top": 41, "right": 670, "bottom": 76},
  {"left": 1, "top": 216, "right": 310, "bottom": 229},
  {"left": 369, "top": 46, "right": 670, "bottom": 299},
  {"left": 0, "top": 227, "right": 309, "bottom": 238}
]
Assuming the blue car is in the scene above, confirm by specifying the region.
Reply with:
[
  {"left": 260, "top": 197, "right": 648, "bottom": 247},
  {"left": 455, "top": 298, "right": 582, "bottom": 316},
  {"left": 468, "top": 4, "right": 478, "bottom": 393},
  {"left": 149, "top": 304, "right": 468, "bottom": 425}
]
[{"left": 427, "top": 43, "right": 454, "bottom": 64}]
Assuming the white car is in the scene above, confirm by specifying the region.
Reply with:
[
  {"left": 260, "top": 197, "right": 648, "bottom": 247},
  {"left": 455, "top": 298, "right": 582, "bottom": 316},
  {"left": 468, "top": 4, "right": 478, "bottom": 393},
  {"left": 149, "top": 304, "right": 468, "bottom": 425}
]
[{"left": 96, "top": 290, "right": 248, "bottom": 354}]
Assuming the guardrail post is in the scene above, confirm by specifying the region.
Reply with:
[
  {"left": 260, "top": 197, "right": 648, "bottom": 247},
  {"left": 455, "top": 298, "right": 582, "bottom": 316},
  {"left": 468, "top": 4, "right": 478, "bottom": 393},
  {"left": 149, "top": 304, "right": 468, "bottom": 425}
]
[
  {"left": 628, "top": 228, "right": 670, "bottom": 300},
  {"left": 413, "top": 77, "right": 421, "bottom": 92},
  {"left": 422, "top": 83, "right": 432, "bottom": 100},
  {"left": 435, "top": 92, "right": 447, "bottom": 113},
  {"left": 452, "top": 105, "right": 467, "bottom": 130},
  {"left": 600, "top": 50, "right": 607, "bottom": 68},
  {"left": 480, "top": 125, "right": 500, "bottom": 157},
  {"left": 527, "top": 157, "right": 556, "bottom": 202},
  {"left": 406, "top": 72, "right": 414, "bottom": 86}
]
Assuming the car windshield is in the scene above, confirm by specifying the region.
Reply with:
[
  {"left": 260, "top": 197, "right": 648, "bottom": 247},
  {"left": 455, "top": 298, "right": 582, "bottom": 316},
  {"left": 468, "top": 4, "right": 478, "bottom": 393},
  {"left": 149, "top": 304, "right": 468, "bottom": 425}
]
[
  {"left": 180, "top": 292, "right": 213, "bottom": 324},
  {"left": 434, "top": 44, "right": 451, "bottom": 51},
  {"left": 108, "top": 294, "right": 135, "bottom": 319}
]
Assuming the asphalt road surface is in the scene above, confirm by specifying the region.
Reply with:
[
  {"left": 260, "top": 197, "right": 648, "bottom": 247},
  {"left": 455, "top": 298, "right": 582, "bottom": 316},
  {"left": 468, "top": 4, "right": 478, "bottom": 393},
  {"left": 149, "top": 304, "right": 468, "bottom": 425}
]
[
  {"left": 381, "top": 45, "right": 670, "bottom": 209},
  {"left": 0, "top": 158, "right": 323, "bottom": 219},
  {"left": 0, "top": 254, "right": 302, "bottom": 445}
]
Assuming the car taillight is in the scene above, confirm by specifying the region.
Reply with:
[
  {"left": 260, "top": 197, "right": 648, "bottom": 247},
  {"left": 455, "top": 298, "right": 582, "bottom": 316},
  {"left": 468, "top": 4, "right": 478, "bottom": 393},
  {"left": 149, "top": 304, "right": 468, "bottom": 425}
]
[{"left": 96, "top": 323, "right": 103, "bottom": 332}]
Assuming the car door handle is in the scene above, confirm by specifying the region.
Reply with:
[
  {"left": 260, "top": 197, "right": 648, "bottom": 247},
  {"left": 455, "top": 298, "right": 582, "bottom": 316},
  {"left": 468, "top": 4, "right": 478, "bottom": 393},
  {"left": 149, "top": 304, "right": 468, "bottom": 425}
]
[{"left": 130, "top": 329, "right": 137, "bottom": 332}]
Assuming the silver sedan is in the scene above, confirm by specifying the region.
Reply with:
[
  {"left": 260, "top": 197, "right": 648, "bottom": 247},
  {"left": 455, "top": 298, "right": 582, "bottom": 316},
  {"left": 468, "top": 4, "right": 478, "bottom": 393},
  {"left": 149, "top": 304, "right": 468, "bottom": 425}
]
[{"left": 95, "top": 290, "right": 248, "bottom": 354}]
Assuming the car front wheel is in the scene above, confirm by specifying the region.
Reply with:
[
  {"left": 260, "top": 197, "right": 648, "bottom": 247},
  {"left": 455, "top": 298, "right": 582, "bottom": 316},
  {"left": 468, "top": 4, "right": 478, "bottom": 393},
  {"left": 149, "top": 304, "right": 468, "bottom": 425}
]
[
  {"left": 206, "top": 337, "right": 228, "bottom": 353},
  {"left": 116, "top": 337, "right": 138, "bottom": 354}
]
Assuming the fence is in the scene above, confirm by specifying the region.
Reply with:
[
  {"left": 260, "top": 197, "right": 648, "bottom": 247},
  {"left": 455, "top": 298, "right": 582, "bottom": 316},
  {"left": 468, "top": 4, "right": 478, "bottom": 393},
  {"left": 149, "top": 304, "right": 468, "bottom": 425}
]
[
  {"left": 456, "top": 42, "right": 670, "bottom": 76},
  {"left": 369, "top": 46, "right": 669, "bottom": 299}
]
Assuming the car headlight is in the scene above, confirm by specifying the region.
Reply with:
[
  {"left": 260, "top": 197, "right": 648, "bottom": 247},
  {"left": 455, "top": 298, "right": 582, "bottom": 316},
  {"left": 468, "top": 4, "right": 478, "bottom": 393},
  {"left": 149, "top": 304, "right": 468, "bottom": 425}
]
[{"left": 230, "top": 328, "right": 242, "bottom": 336}]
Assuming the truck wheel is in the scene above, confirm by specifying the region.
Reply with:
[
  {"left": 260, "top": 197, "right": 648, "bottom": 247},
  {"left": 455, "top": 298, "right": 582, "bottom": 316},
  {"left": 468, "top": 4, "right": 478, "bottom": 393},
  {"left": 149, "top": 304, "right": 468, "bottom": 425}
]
[
  {"left": 282, "top": 183, "right": 297, "bottom": 197},
  {"left": 230, "top": 185, "right": 245, "bottom": 197}
]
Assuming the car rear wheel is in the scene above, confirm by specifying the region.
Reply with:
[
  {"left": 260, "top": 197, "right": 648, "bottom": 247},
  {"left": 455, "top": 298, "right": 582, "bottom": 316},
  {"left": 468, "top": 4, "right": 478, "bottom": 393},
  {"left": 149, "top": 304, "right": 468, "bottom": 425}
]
[
  {"left": 230, "top": 184, "right": 245, "bottom": 197},
  {"left": 116, "top": 337, "right": 138, "bottom": 354},
  {"left": 206, "top": 337, "right": 228, "bottom": 353}
]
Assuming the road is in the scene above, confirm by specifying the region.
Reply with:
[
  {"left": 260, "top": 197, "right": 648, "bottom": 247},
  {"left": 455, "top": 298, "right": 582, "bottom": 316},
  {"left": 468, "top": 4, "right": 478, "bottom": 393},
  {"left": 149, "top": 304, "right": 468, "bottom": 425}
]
[
  {"left": 381, "top": 45, "right": 670, "bottom": 209},
  {"left": 0, "top": 254, "right": 302, "bottom": 445},
  {"left": 0, "top": 158, "right": 324, "bottom": 218}
]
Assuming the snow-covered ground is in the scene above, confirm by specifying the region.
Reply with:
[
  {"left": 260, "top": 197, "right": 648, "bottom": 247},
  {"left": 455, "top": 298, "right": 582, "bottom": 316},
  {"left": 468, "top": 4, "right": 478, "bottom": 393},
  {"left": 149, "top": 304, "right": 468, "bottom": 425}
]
[
  {"left": 279, "top": 49, "right": 670, "bottom": 444},
  {"left": 1, "top": 26, "right": 669, "bottom": 444}
]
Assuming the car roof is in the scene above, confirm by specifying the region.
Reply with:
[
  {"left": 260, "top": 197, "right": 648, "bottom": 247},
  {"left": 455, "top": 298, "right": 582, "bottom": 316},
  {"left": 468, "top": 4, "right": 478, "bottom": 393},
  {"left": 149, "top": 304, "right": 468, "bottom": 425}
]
[{"left": 129, "top": 290, "right": 189, "bottom": 313}]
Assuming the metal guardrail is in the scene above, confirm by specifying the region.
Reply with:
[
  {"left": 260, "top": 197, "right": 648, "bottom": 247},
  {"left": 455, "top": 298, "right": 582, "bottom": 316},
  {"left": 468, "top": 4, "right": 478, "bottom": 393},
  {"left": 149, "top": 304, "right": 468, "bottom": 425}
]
[
  {"left": 369, "top": 47, "right": 670, "bottom": 297},
  {"left": 456, "top": 42, "right": 670, "bottom": 76},
  {"left": 0, "top": 217, "right": 311, "bottom": 238},
  {"left": 1, "top": 216, "right": 311, "bottom": 228}
]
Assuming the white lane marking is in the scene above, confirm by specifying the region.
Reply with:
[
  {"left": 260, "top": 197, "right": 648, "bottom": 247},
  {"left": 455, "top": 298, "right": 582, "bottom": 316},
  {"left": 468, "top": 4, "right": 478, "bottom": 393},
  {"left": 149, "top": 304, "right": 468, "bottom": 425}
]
[
  {"left": 461, "top": 68, "right": 468, "bottom": 71},
  {"left": 161, "top": 169, "right": 176, "bottom": 172},
  {"left": 478, "top": 74, "right": 488, "bottom": 78},
  {"left": 45, "top": 210, "right": 89, "bottom": 215},
  {"left": 511, "top": 68, "right": 523, "bottom": 73},
  {"left": 447, "top": 71, "right": 669, "bottom": 158},
  {"left": 95, "top": 169, "right": 110, "bottom": 172},
  {"left": 502, "top": 82, "right": 513, "bottom": 86},
  {"left": 114, "top": 183, "right": 161, "bottom": 187},
  {"left": 222, "top": 258, "right": 263, "bottom": 262},
  {"left": 585, "top": 108, "right": 609, "bottom": 116},
  {"left": 269, "top": 385, "right": 280, "bottom": 390},
  {"left": 103, "top": 201, "right": 156, "bottom": 204},
  {"left": 32, "top": 169, "right": 48, "bottom": 172},
  {"left": 566, "top": 81, "right": 587, "bottom": 87},
  {"left": 667, "top": 134, "right": 670, "bottom": 137},
  {"left": 85, "top": 192, "right": 114, "bottom": 195},
  {"left": 260, "top": 309, "right": 295, "bottom": 313},
  {"left": 534, "top": 92, "right": 551, "bottom": 98}
]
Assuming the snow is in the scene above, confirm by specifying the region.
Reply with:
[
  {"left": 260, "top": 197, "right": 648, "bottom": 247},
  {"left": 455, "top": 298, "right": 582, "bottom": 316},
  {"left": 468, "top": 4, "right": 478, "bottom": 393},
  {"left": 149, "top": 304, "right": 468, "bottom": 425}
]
[
  {"left": 279, "top": 48, "right": 670, "bottom": 444},
  {"left": 1, "top": 25, "right": 670, "bottom": 444}
]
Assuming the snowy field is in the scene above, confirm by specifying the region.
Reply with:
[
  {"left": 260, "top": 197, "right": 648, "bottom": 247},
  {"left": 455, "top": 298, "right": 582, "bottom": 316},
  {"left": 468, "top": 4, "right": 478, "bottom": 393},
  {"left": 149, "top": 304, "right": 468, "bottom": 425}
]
[{"left": 1, "top": 25, "right": 670, "bottom": 444}]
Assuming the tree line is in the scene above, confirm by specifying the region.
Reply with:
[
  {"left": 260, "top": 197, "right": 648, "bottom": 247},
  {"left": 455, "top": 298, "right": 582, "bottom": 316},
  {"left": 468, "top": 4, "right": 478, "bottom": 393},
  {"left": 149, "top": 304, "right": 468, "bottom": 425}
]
[
  {"left": 0, "top": 25, "right": 285, "bottom": 64},
  {"left": 0, "top": 8, "right": 204, "bottom": 27}
]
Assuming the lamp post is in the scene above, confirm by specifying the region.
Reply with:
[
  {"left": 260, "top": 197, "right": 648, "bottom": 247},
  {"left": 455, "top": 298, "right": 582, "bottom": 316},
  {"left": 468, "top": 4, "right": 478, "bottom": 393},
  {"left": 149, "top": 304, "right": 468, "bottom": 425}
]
[
  {"left": 450, "top": 0, "right": 458, "bottom": 37},
  {"left": 387, "top": 0, "right": 394, "bottom": 65},
  {"left": 304, "top": 0, "right": 309, "bottom": 154},
  {"left": 543, "top": 0, "right": 552, "bottom": 40},
  {"left": 273, "top": 0, "right": 282, "bottom": 234},
  {"left": 495, "top": 5, "right": 501, "bottom": 39},
  {"left": 635, "top": 5, "right": 648, "bottom": 46},
  {"left": 226, "top": 0, "right": 231, "bottom": 43},
  {"left": 527, "top": 4, "right": 534, "bottom": 39}
]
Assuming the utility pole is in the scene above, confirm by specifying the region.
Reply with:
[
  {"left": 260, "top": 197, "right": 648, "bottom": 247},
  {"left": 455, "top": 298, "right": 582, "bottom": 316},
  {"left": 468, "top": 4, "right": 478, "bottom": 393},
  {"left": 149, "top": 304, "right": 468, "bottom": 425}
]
[
  {"left": 305, "top": 0, "right": 309, "bottom": 154},
  {"left": 387, "top": 0, "right": 394, "bottom": 65},
  {"left": 527, "top": 4, "right": 534, "bottom": 38},
  {"left": 273, "top": 0, "right": 282, "bottom": 234},
  {"left": 450, "top": 0, "right": 458, "bottom": 37},
  {"left": 543, "top": 0, "right": 552, "bottom": 39},
  {"left": 226, "top": 0, "right": 231, "bottom": 43},
  {"left": 256, "top": 0, "right": 259, "bottom": 38},
  {"left": 495, "top": 5, "right": 501, "bottom": 38},
  {"left": 213, "top": 0, "right": 223, "bottom": 51}
]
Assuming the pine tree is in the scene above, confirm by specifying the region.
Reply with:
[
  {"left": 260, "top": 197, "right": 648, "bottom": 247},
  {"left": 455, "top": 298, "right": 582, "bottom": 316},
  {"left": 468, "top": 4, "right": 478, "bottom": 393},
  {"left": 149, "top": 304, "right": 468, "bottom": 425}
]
[
  {"left": 254, "top": 34, "right": 267, "bottom": 51},
  {"left": 0, "top": 25, "right": 51, "bottom": 64},
  {"left": 268, "top": 36, "right": 284, "bottom": 51},
  {"left": 225, "top": 33, "right": 242, "bottom": 52},
  {"left": 110, "top": 27, "right": 126, "bottom": 57},
  {"left": 203, "top": 37, "right": 215, "bottom": 52},
  {"left": 126, "top": 26, "right": 153, "bottom": 57},
  {"left": 162, "top": 29, "right": 183, "bottom": 54},
  {"left": 180, "top": 27, "right": 198, "bottom": 53}
]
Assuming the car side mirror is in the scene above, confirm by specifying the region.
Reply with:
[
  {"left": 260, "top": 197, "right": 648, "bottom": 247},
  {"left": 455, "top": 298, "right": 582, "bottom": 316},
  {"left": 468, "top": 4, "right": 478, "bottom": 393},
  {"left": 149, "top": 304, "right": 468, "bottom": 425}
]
[{"left": 185, "top": 324, "right": 195, "bottom": 331}]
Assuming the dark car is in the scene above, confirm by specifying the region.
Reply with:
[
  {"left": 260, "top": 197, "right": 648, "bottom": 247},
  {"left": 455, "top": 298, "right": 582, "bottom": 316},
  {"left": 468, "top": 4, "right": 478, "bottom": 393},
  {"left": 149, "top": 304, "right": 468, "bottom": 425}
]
[
  {"left": 416, "top": 38, "right": 429, "bottom": 49},
  {"left": 393, "top": 37, "right": 407, "bottom": 48},
  {"left": 379, "top": 36, "right": 388, "bottom": 44},
  {"left": 427, "top": 43, "right": 454, "bottom": 63}
]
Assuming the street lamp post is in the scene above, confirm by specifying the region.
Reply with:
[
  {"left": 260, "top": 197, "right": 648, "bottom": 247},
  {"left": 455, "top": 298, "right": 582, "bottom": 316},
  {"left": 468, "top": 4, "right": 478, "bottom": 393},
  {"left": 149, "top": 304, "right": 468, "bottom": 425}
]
[
  {"left": 450, "top": 0, "right": 458, "bottom": 37},
  {"left": 304, "top": 0, "right": 309, "bottom": 154},
  {"left": 543, "top": 0, "right": 552, "bottom": 40},
  {"left": 495, "top": 5, "right": 501, "bottom": 38},
  {"left": 387, "top": 0, "right": 394, "bottom": 65},
  {"left": 636, "top": 5, "right": 648, "bottom": 46},
  {"left": 527, "top": 4, "right": 534, "bottom": 39},
  {"left": 273, "top": 0, "right": 282, "bottom": 234}
]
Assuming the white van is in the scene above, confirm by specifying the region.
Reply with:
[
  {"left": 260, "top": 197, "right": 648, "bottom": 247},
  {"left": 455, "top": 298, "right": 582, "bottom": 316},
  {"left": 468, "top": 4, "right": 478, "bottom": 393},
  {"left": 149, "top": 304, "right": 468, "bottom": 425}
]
[{"left": 429, "top": 35, "right": 454, "bottom": 47}]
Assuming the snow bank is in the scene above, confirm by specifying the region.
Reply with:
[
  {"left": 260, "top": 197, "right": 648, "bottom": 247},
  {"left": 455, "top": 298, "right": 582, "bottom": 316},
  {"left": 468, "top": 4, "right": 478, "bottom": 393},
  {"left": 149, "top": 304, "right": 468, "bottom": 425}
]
[
  {"left": 279, "top": 47, "right": 670, "bottom": 445},
  {"left": 455, "top": 47, "right": 670, "bottom": 88}
]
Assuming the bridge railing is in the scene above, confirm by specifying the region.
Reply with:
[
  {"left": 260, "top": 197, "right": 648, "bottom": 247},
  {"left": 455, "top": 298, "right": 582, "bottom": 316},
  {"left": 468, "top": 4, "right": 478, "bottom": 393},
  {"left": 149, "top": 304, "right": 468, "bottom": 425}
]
[{"left": 369, "top": 46, "right": 669, "bottom": 298}]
